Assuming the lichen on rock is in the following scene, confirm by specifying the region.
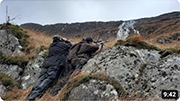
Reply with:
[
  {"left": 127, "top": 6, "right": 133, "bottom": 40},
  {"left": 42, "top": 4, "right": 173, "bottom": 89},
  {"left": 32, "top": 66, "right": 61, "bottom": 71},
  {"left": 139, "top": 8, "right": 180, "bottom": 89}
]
[
  {"left": 82, "top": 45, "right": 180, "bottom": 99},
  {"left": 21, "top": 50, "right": 47, "bottom": 89},
  {"left": 68, "top": 79, "right": 119, "bottom": 101}
]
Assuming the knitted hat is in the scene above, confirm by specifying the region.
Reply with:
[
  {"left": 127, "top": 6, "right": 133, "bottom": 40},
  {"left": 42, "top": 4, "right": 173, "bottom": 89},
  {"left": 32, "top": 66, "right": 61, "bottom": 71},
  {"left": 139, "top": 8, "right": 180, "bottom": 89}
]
[
  {"left": 53, "top": 35, "right": 63, "bottom": 41},
  {"left": 86, "top": 37, "right": 93, "bottom": 43}
]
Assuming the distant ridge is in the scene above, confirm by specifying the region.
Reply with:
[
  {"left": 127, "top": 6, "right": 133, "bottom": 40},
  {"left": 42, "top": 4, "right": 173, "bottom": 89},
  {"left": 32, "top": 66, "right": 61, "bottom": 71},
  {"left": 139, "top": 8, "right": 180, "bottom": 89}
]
[{"left": 20, "top": 11, "right": 180, "bottom": 40}]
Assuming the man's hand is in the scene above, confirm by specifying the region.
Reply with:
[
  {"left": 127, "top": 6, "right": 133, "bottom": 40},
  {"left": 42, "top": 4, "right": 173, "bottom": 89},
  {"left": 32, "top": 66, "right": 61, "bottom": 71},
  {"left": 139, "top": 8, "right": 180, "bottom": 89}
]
[
  {"left": 62, "top": 38, "right": 67, "bottom": 41},
  {"left": 92, "top": 42, "right": 101, "bottom": 46},
  {"left": 97, "top": 43, "right": 101, "bottom": 46}
]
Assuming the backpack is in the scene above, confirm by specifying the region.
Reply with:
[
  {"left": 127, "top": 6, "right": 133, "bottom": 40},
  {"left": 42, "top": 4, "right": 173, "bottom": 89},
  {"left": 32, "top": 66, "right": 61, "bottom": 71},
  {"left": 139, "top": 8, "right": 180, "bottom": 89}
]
[{"left": 67, "top": 42, "right": 83, "bottom": 61}]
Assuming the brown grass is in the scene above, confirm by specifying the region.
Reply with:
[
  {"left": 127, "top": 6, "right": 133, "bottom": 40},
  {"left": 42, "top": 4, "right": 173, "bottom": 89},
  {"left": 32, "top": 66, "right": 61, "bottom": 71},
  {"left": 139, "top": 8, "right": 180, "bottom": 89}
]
[
  {"left": 143, "top": 32, "right": 180, "bottom": 50},
  {"left": 1, "top": 86, "right": 32, "bottom": 100},
  {"left": 25, "top": 30, "right": 116, "bottom": 57},
  {"left": 123, "top": 34, "right": 180, "bottom": 51},
  {"left": 24, "top": 29, "right": 52, "bottom": 58},
  {"left": 141, "top": 31, "right": 180, "bottom": 50},
  {"left": 127, "top": 34, "right": 145, "bottom": 43},
  {"left": 8, "top": 29, "right": 52, "bottom": 60},
  {"left": 103, "top": 37, "right": 117, "bottom": 50},
  {"left": 69, "top": 38, "right": 83, "bottom": 45},
  {"left": 50, "top": 73, "right": 87, "bottom": 100},
  {"left": 145, "top": 40, "right": 180, "bottom": 50},
  {"left": 2, "top": 72, "right": 163, "bottom": 101}
]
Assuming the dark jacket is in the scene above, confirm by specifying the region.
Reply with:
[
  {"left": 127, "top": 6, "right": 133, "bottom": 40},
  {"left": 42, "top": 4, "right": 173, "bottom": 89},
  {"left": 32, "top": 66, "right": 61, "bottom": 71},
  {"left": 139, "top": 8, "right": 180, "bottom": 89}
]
[
  {"left": 42, "top": 38, "right": 72, "bottom": 68},
  {"left": 67, "top": 41, "right": 99, "bottom": 67}
]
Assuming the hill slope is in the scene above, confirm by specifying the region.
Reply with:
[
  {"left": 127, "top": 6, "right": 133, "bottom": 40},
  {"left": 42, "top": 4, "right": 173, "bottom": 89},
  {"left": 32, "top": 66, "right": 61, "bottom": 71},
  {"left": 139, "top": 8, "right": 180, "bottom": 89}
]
[
  {"left": 21, "top": 21, "right": 122, "bottom": 40},
  {"left": 21, "top": 12, "right": 180, "bottom": 50}
]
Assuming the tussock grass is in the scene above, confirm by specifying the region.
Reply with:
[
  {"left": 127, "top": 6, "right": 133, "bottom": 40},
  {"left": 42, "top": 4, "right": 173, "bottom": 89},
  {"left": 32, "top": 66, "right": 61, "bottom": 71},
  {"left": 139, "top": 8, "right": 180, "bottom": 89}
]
[
  {"left": 0, "top": 23, "right": 29, "bottom": 52},
  {"left": 115, "top": 34, "right": 180, "bottom": 58},
  {"left": 144, "top": 35, "right": 180, "bottom": 50},
  {"left": 160, "top": 47, "right": 180, "bottom": 58},
  {"left": 115, "top": 35, "right": 161, "bottom": 51},
  {"left": 0, "top": 24, "right": 52, "bottom": 68},
  {"left": 163, "top": 47, "right": 180, "bottom": 53},
  {"left": 141, "top": 31, "right": 180, "bottom": 51},
  {"left": 0, "top": 71, "right": 16, "bottom": 87},
  {"left": 2, "top": 86, "right": 33, "bottom": 100},
  {"left": 51, "top": 73, "right": 128, "bottom": 100},
  {"left": 24, "top": 29, "right": 52, "bottom": 58},
  {"left": 0, "top": 51, "right": 29, "bottom": 69}
]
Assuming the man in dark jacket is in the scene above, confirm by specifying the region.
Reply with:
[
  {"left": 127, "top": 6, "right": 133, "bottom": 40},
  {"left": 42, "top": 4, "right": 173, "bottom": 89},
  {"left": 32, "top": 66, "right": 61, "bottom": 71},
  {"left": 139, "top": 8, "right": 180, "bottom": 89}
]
[
  {"left": 50, "top": 37, "right": 99, "bottom": 95},
  {"left": 26, "top": 35, "right": 72, "bottom": 100}
]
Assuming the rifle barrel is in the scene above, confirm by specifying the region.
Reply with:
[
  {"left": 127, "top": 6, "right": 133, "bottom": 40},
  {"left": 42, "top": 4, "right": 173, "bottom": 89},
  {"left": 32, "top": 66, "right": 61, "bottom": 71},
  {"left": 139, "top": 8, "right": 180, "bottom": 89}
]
[{"left": 94, "top": 40, "right": 109, "bottom": 43}]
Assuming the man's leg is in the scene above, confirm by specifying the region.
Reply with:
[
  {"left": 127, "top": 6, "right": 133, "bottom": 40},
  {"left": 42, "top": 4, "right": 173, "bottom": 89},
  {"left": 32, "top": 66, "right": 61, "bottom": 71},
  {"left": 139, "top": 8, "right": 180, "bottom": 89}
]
[
  {"left": 27, "top": 66, "right": 60, "bottom": 100},
  {"left": 26, "top": 68, "right": 48, "bottom": 100},
  {"left": 50, "top": 69, "right": 74, "bottom": 96},
  {"left": 32, "top": 68, "right": 48, "bottom": 88},
  {"left": 72, "top": 58, "right": 87, "bottom": 77},
  {"left": 50, "top": 63, "right": 74, "bottom": 96}
]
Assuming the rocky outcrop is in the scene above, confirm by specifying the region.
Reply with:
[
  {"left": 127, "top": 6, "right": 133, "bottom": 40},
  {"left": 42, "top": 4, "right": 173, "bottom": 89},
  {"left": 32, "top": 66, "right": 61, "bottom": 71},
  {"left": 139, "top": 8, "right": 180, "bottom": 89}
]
[
  {"left": 0, "top": 64, "right": 22, "bottom": 81},
  {"left": 0, "top": 28, "right": 26, "bottom": 96},
  {"left": 81, "top": 46, "right": 180, "bottom": 99},
  {"left": 68, "top": 79, "right": 119, "bottom": 101},
  {"left": 0, "top": 30, "right": 23, "bottom": 55},
  {"left": 21, "top": 50, "right": 46, "bottom": 89},
  {"left": 0, "top": 81, "right": 6, "bottom": 96}
]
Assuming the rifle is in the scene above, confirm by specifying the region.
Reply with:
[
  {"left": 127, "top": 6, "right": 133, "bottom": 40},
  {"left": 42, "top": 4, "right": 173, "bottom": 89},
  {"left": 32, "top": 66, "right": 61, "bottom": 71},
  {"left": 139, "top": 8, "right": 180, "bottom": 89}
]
[
  {"left": 94, "top": 40, "right": 109, "bottom": 54},
  {"left": 94, "top": 40, "right": 109, "bottom": 44}
]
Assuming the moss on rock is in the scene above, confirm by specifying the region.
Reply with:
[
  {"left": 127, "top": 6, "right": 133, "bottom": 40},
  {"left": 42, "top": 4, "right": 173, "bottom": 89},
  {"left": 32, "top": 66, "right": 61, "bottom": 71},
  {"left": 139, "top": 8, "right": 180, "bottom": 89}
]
[
  {"left": 0, "top": 51, "right": 28, "bottom": 69},
  {"left": 0, "top": 23, "right": 29, "bottom": 52},
  {"left": 0, "top": 71, "right": 15, "bottom": 87},
  {"left": 115, "top": 37, "right": 161, "bottom": 51},
  {"left": 160, "top": 47, "right": 180, "bottom": 58}
]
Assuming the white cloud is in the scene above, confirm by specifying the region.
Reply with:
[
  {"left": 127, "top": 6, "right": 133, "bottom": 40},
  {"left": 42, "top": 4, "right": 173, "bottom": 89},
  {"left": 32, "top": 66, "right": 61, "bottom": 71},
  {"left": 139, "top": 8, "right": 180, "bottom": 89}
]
[
  {"left": 0, "top": 0, "right": 3, "bottom": 4},
  {"left": 0, "top": 0, "right": 180, "bottom": 25},
  {"left": 178, "top": 0, "right": 180, "bottom": 4}
]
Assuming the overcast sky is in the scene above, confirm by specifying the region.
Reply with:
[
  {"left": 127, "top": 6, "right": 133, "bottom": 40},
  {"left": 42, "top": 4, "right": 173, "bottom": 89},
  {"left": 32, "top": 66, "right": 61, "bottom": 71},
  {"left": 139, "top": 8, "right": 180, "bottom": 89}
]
[{"left": 0, "top": 0, "right": 180, "bottom": 25}]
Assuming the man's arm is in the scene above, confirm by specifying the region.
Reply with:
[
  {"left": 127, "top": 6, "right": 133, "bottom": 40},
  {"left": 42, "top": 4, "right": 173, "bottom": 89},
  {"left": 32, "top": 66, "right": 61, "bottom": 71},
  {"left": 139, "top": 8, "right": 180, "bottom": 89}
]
[
  {"left": 62, "top": 37, "right": 72, "bottom": 48},
  {"left": 78, "top": 43, "right": 99, "bottom": 54}
]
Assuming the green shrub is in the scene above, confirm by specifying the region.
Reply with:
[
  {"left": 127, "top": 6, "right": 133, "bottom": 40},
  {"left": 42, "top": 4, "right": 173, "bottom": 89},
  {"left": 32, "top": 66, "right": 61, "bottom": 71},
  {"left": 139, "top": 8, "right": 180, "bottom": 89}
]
[
  {"left": 115, "top": 38, "right": 161, "bottom": 51},
  {"left": 40, "top": 45, "right": 49, "bottom": 58},
  {"left": 0, "top": 71, "right": 15, "bottom": 86},
  {"left": 160, "top": 47, "right": 180, "bottom": 58},
  {"left": 40, "top": 45, "right": 48, "bottom": 51},
  {"left": 164, "top": 48, "right": 179, "bottom": 53},
  {"left": 0, "top": 51, "right": 29, "bottom": 69},
  {"left": 0, "top": 23, "right": 29, "bottom": 52}
]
